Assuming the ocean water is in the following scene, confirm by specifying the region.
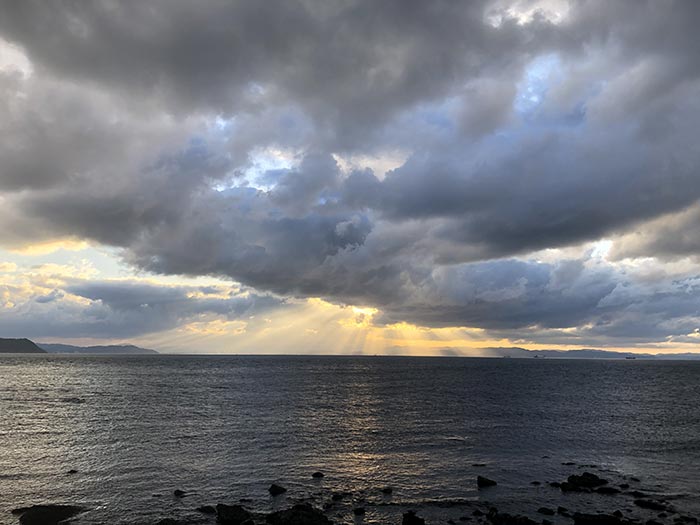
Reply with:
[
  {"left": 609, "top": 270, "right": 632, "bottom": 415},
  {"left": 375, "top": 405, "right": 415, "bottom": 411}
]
[{"left": 1, "top": 355, "right": 699, "bottom": 524}]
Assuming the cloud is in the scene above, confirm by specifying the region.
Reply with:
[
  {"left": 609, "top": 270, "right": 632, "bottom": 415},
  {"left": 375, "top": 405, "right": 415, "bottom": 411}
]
[
  {"left": 0, "top": 272, "right": 286, "bottom": 339},
  {"left": 1, "top": 1, "right": 700, "bottom": 347}
]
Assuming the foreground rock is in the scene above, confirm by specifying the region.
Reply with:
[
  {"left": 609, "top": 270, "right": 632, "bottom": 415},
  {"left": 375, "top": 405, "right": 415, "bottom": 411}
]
[
  {"left": 561, "top": 472, "right": 609, "bottom": 492},
  {"left": 216, "top": 503, "right": 253, "bottom": 524},
  {"left": 477, "top": 475, "right": 497, "bottom": 488},
  {"left": 402, "top": 510, "right": 426, "bottom": 525},
  {"left": 265, "top": 503, "right": 331, "bottom": 525},
  {"left": 268, "top": 483, "right": 287, "bottom": 496},
  {"left": 487, "top": 509, "right": 538, "bottom": 525},
  {"left": 12, "top": 505, "right": 83, "bottom": 525},
  {"left": 572, "top": 512, "right": 634, "bottom": 525}
]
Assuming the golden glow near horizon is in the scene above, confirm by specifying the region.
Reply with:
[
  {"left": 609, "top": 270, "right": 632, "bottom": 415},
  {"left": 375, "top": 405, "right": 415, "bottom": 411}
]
[{"left": 1, "top": 244, "right": 699, "bottom": 356}]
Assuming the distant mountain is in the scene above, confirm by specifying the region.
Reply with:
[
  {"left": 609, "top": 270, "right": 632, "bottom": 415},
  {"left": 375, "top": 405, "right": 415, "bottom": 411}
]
[
  {"left": 0, "top": 338, "right": 47, "bottom": 354},
  {"left": 482, "top": 347, "right": 700, "bottom": 360},
  {"left": 39, "top": 343, "right": 158, "bottom": 355}
]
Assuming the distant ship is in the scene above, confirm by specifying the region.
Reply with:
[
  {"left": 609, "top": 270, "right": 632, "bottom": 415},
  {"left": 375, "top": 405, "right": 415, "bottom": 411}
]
[{"left": 625, "top": 356, "right": 637, "bottom": 360}]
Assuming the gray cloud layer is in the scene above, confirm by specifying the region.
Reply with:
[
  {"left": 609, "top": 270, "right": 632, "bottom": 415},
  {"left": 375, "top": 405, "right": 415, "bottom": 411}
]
[{"left": 1, "top": 0, "right": 699, "bottom": 345}]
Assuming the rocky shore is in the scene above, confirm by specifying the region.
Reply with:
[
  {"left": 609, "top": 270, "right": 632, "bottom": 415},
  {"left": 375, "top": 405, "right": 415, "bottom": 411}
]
[{"left": 9, "top": 463, "right": 699, "bottom": 525}]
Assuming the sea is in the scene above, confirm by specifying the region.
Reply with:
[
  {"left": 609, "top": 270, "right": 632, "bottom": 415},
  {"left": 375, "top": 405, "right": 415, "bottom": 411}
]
[{"left": 1, "top": 355, "right": 699, "bottom": 524}]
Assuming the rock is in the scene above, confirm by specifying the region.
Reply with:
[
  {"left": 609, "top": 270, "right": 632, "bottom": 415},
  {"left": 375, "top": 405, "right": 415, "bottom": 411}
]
[
  {"left": 472, "top": 463, "right": 487, "bottom": 467},
  {"left": 13, "top": 505, "right": 84, "bottom": 525},
  {"left": 556, "top": 507, "right": 569, "bottom": 515},
  {"left": 548, "top": 482, "right": 561, "bottom": 488},
  {"left": 173, "top": 489, "right": 187, "bottom": 498},
  {"left": 573, "top": 512, "right": 624, "bottom": 525},
  {"left": 381, "top": 486, "right": 393, "bottom": 495},
  {"left": 487, "top": 510, "right": 538, "bottom": 525},
  {"left": 312, "top": 471, "right": 325, "bottom": 478},
  {"left": 537, "top": 508, "right": 555, "bottom": 516},
  {"left": 353, "top": 507, "right": 365, "bottom": 516},
  {"left": 560, "top": 472, "right": 608, "bottom": 491},
  {"left": 634, "top": 500, "right": 669, "bottom": 511},
  {"left": 67, "top": 469, "right": 78, "bottom": 475},
  {"left": 217, "top": 504, "right": 253, "bottom": 524},
  {"left": 619, "top": 483, "right": 630, "bottom": 489},
  {"left": 530, "top": 481, "right": 541, "bottom": 486},
  {"left": 613, "top": 511, "right": 623, "bottom": 518},
  {"left": 266, "top": 503, "right": 331, "bottom": 525},
  {"left": 197, "top": 505, "right": 216, "bottom": 514},
  {"left": 562, "top": 462, "right": 576, "bottom": 465},
  {"left": 596, "top": 486, "right": 621, "bottom": 495},
  {"left": 402, "top": 510, "right": 426, "bottom": 525},
  {"left": 269, "top": 483, "right": 287, "bottom": 496},
  {"left": 477, "top": 475, "right": 497, "bottom": 488}
]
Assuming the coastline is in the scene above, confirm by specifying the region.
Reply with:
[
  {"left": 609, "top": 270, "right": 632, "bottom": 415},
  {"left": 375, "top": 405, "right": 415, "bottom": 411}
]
[{"left": 9, "top": 461, "right": 700, "bottom": 524}]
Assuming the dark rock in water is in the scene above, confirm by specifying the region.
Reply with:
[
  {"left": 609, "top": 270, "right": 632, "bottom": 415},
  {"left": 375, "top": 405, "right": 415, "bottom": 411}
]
[
  {"left": 619, "top": 483, "right": 630, "bottom": 489},
  {"left": 472, "top": 463, "right": 487, "bottom": 467},
  {"left": 537, "top": 507, "right": 555, "bottom": 515},
  {"left": 487, "top": 510, "right": 538, "bottom": 525},
  {"left": 477, "top": 475, "right": 497, "bottom": 488},
  {"left": 562, "top": 462, "right": 576, "bottom": 466},
  {"left": 596, "top": 486, "right": 622, "bottom": 495},
  {"left": 634, "top": 500, "right": 669, "bottom": 511},
  {"left": 530, "top": 481, "right": 541, "bottom": 486},
  {"left": 402, "top": 510, "right": 426, "bottom": 525},
  {"left": 613, "top": 511, "right": 623, "bottom": 518},
  {"left": 217, "top": 504, "right": 253, "bottom": 524},
  {"left": 196, "top": 505, "right": 216, "bottom": 514},
  {"left": 312, "top": 471, "right": 325, "bottom": 478},
  {"left": 268, "top": 483, "right": 287, "bottom": 496},
  {"left": 573, "top": 512, "right": 624, "bottom": 525},
  {"left": 266, "top": 503, "right": 331, "bottom": 525},
  {"left": 173, "top": 489, "right": 187, "bottom": 498},
  {"left": 67, "top": 469, "right": 78, "bottom": 475},
  {"left": 630, "top": 477, "right": 641, "bottom": 482},
  {"left": 556, "top": 507, "right": 569, "bottom": 515},
  {"left": 548, "top": 482, "right": 561, "bottom": 488},
  {"left": 381, "top": 486, "right": 393, "bottom": 495},
  {"left": 353, "top": 507, "right": 365, "bottom": 516},
  {"left": 567, "top": 472, "right": 608, "bottom": 488},
  {"left": 14, "top": 505, "right": 83, "bottom": 525}
]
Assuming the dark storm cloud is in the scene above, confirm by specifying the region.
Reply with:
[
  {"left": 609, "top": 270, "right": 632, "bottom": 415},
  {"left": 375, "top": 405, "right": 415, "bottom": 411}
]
[
  {"left": 0, "top": 278, "right": 285, "bottom": 339},
  {"left": 1, "top": 0, "right": 700, "bottom": 344}
]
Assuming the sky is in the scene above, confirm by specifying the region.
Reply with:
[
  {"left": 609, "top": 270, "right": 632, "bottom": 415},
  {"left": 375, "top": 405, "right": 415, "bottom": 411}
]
[{"left": 1, "top": 0, "right": 699, "bottom": 355}]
